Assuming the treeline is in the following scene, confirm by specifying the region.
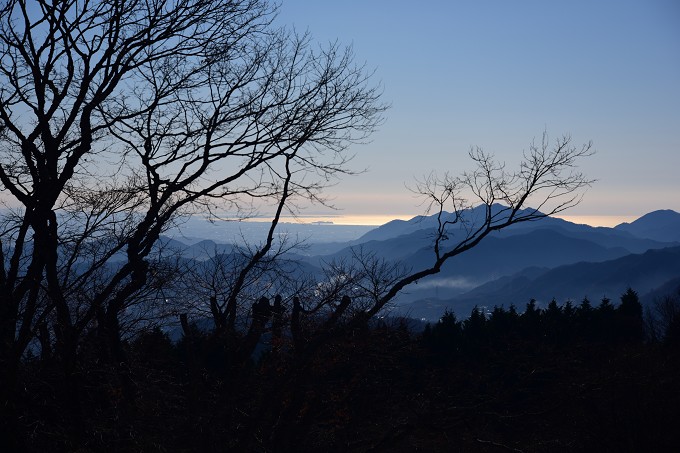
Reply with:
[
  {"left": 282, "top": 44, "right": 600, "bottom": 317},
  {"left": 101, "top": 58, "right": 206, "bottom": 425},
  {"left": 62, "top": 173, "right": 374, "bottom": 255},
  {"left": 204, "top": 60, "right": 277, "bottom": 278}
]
[
  {"left": 421, "top": 288, "right": 668, "bottom": 357},
  {"left": 11, "top": 287, "right": 680, "bottom": 452}
]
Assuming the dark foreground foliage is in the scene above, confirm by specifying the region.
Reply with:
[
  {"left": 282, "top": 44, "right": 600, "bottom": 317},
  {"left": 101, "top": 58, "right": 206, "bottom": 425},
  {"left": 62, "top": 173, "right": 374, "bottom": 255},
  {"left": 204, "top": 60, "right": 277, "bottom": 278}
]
[{"left": 7, "top": 289, "right": 680, "bottom": 452}]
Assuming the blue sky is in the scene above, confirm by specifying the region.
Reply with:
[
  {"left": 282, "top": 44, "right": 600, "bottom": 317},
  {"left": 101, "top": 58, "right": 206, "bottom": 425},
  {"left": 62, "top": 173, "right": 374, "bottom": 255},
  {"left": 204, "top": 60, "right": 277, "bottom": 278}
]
[{"left": 275, "top": 0, "right": 680, "bottom": 225}]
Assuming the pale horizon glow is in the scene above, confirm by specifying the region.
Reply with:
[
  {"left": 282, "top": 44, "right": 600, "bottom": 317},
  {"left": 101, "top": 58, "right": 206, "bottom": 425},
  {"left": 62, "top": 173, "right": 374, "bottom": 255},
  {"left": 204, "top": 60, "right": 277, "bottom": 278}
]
[
  {"left": 242, "top": 214, "right": 417, "bottom": 226},
  {"left": 552, "top": 215, "right": 639, "bottom": 228},
  {"left": 243, "top": 213, "right": 645, "bottom": 228}
]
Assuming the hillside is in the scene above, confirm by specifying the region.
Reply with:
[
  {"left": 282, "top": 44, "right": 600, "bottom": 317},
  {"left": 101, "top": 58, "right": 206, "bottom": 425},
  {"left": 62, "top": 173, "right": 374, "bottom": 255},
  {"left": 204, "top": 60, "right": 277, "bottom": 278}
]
[
  {"left": 615, "top": 209, "right": 680, "bottom": 243},
  {"left": 398, "top": 246, "right": 680, "bottom": 320}
]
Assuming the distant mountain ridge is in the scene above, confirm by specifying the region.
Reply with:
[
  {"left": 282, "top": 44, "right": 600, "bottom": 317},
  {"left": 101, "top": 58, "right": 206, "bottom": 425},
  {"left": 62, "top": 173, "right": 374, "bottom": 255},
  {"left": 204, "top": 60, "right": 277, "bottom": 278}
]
[
  {"left": 615, "top": 209, "right": 680, "bottom": 243},
  {"left": 300, "top": 206, "right": 677, "bottom": 302},
  {"left": 354, "top": 205, "right": 680, "bottom": 247},
  {"left": 397, "top": 246, "right": 680, "bottom": 321},
  {"left": 355, "top": 204, "right": 527, "bottom": 243},
  {"left": 155, "top": 206, "right": 680, "bottom": 322}
]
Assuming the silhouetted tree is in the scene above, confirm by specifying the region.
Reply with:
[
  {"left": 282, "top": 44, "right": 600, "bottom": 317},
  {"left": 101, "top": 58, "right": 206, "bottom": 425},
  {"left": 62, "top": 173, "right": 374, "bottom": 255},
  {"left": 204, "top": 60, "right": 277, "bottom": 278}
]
[
  {"left": 664, "top": 310, "right": 680, "bottom": 349},
  {"left": 0, "top": 0, "right": 596, "bottom": 448},
  {"left": 596, "top": 297, "right": 616, "bottom": 341},
  {"left": 487, "top": 305, "right": 519, "bottom": 347},
  {"left": 130, "top": 327, "right": 175, "bottom": 369},
  {"left": 423, "top": 310, "right": 463, "bottom": 356},
  {"left": 463, "top": 306, "right": 487, "bottom": 350},
  {"left": 652, "top": 293, "right": 680, "bottom": 349},
  {"left": 616, "top": 288, "right": 644, "bottom": 343},
  {"left": 576, "top": 297, "right": 595, "bottom": 339},
  {"left": 0, "top": 0, "right": 385, "bottom": 447},
  {"left": 563, "top": 300, "right": 576, "bottom": 319},
  {"left": 521, "top": 299, "right": 542, "bottom": 340},
  {"left": 336, "top": 132, "right": 594, "bottom": 322},
  {"left": 544, "top": 298, "right": 566, "bottom": 344}
]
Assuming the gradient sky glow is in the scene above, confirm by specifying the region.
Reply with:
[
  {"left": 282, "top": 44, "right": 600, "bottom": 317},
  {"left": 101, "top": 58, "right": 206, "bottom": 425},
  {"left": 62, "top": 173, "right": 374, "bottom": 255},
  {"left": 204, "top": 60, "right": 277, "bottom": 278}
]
[{"left": 275, "top": 0, "right": 680, "bottom": 226}]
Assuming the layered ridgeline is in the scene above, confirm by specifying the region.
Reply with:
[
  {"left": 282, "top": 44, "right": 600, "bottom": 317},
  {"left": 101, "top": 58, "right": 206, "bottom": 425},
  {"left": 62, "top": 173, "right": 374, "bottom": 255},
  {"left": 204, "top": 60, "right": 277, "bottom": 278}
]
[{"left": 163, "top": 206, "right": 680, "bottom": 321}]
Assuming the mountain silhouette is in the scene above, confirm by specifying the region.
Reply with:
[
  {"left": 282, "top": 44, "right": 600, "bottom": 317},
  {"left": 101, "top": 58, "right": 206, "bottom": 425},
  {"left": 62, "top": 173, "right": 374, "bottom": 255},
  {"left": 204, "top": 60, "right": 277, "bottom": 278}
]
[
  {"left": 398, "top": 246, "right": 680, "bottom": 320},
  {"left": 157, "top": 207, "right": 680, "bottom": 323},
  {"left": 305, "top": 209, "right": 676, "bottom": 306},
  {"left": 352, "top": 204, "right": 670, "bottom": 254},
  {"left": 615, "top": 209, "right": 680, "bottom": 243}
]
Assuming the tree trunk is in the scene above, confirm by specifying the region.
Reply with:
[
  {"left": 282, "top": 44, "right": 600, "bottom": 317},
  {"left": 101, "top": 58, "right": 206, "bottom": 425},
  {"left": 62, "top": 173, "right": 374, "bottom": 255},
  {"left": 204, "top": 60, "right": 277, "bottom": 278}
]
[
  {"left": 53, "top": 323, "right": 85, "bottom": 447},
  {"left": 0, "top": 360, "right": 25, "bottom": 452}
]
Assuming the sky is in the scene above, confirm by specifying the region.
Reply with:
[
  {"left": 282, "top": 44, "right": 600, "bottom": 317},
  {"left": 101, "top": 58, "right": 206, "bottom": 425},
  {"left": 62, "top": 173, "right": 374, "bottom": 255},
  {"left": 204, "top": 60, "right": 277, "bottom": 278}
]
[{"left": 274, "top": 0, "right": 680, "bottom": 226}]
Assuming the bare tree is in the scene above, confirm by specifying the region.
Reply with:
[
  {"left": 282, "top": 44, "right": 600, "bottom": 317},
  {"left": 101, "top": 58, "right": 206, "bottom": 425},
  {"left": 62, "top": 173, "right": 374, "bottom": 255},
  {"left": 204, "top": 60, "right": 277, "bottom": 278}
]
[
  {"left": 0, "top": 1, "right": 597, "bottom": 449},
  {"left": 646, "top": 291, "right": 680, "bottom": 343},
  {"left": 187, "top": 132, "right": 594, "bottom": 365},
  {"left": 175, "top": 231, "right": 303, "bottom": 332},
  {"left": 337, "top": 132, "right": 594, "bottom": 322},
  {"left": 0, "top": 0, "right": 384, "bottom": 443}
]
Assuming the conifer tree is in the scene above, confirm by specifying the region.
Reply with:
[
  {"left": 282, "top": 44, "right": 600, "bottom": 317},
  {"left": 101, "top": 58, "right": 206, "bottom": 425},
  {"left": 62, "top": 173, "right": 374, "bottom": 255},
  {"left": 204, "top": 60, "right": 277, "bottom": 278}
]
[{"left": 617, "top": 288, "right": 644, "bottom": 343}]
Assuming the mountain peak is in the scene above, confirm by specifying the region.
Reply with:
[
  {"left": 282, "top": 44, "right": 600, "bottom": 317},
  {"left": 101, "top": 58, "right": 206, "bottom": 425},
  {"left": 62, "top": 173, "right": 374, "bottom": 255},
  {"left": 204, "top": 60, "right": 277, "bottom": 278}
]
[
  {"left": 618, "top": 209, "right": 680, "bottom": 226},
  {"left": 615, "top": 209, "right": 680, "bottom": 243},
  {"left": 355, "top": 204, "right": 548, "bottom": 243}
]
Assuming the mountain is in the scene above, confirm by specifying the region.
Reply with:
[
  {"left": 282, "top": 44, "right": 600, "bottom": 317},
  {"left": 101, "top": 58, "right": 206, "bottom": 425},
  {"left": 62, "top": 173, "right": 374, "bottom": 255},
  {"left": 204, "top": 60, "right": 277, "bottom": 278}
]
[
  {"left": 355, "top": 204, "right": 529, "bottom": 243},
  {"left": 156, "top": 237, "right": 236, "bottom": 260},
  {"left": 615, "top": 209, "right": 680, "bottom": 243},
  {"left": 306, "top": 225, "right": 631, "bottom": 281},
  {"left": 152, "top": 207, "right": 680, "bottom": 323},
  {"left": 310, "top": 217, "right": 673, "bottom": 298},
  {"left": 351, "top": 205, "right": 670, "bottom": 255},
  {"left": 405, "top": 228, "right": 630, "bottom": 282},
  {"left": 397, "top": 246, "right": 680, "bottom": 321},
  {"left": 379, "top": 228, "right": 634, "bottom": 305},
  {"left": 640, "top": 276, "right": 680, "bottom": 306}
]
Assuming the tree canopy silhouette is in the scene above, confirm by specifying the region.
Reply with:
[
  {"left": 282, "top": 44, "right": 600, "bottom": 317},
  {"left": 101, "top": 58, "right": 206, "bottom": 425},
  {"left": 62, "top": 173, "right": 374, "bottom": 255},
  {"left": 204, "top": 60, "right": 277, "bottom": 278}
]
[{"left": 0, "top": 0, "right": 384, "bottom": 447}]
